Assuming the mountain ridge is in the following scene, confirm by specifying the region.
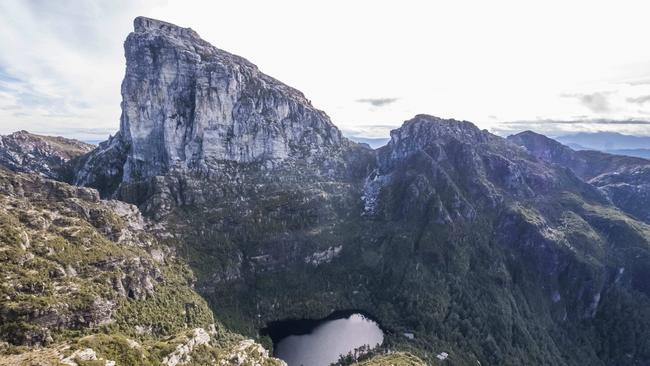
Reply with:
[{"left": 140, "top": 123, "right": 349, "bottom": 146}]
[
  {"left": 556, "top": 131, "right": 650, "bottom": 151},
  {"left": 0, "top": 130, "right": 93, "bottom": 180},
  {"left": 508, "top": 130, "right": 650, "bottom": 224}
]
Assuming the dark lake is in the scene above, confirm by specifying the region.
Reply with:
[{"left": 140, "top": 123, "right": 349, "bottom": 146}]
[{"left": 264, "top": 311, "right": 384, "bottom": 366}]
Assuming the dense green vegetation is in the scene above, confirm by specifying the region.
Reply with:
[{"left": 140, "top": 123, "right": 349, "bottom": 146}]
[
  {"left": 0, "top": 169, "right": 285, "bottom": 365},
  {"left": 155, "top": 130, "right": 650, "bottom": 365}
]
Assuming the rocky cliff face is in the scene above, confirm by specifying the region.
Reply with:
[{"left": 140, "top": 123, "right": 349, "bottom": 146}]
[
  {"left": 75, "top": 17, "right": 363, "bottom": 201},
  {"left": 0, "top": 131, "right": 93, "bottom": 180},
  {"left": 508, "top": 130, "right": 650, "bottom": 223}
]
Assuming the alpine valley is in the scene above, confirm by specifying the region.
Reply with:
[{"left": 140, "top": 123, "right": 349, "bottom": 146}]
[{"left": 1, "top": 17, "right": 649, "bottom": 366}]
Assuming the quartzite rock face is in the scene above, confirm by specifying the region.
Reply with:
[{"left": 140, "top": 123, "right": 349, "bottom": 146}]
[
  {"left": 0, "top": 130, "right": 93, "bottom": 180},
  {"left": 75, "top": 17, "right": 360, "bottom": 199}
]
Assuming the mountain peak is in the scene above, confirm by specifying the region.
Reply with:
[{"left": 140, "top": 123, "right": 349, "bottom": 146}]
[
  {"left": 511, "top": 130, "right": 544, "bottom": 138},
  {"left": 389, "top": 114, "right": 490, "bottom": 149},
  {"left": 133, "top": 16, "right": 200, "bottom": 39},
  {"left": 508, "top": 130, "right": 568, "bottom": 151},
  {"left": 75, "top": 17, "right": 350, "bottom": 197}
]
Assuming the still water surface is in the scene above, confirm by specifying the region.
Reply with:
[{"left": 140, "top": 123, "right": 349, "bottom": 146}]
[{"left": 274, "top": 313, "right": 384, "bottom": 366}]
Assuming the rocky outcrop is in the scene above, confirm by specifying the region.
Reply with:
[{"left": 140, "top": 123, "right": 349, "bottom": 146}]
[
  {"left": 357, "top": 352, "right": 426, "bottom": 366},
  {"left": 72, "top": 134, "right": 130, "bottom": 198},
  {"left": 0, "top": 344, "right": 116, "bottom": 366},
  {"left": 162, "top": 327, "right": 212, "bottom": 366},
  {"left": 75, "top": 17, "right": 366, "bottom": 200},
  {"left": 159, "top": 325, "right": 285, "bottom": 366},
  {"left": 0, "top": 327, "right": 285, "bottom": 366},
  {"left": 218, "top": 339, "right": 286, "bottom": 366},
  {"left": 508, "top": 130, "right": 650, "bottom": 223},
  {"left": 61, "top": 348, "right": 116, "bottom": 366},
  {"left": 0, "top": 167, "right": 215, "bottom": 347},
  {"left": 0, "top": 130, "right": 93, "bottom": 180},
  {"left": 507, "top": 130, "right": 650, "bottom": 180}
]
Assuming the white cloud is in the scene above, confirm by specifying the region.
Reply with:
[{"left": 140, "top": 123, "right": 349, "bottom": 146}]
[
  {"left": 0, "top": 0, "right": 157, "bottom": 139},
  {"left": 1, "top": 0, "right": 650, "bottom": 140},
  {"left": 356, "top": 98, "right": 399, "bottom": 108}
]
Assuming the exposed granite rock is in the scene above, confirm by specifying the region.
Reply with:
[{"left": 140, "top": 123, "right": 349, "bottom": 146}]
[
  {"left": 73, "top": 134, "right": 130, "bottom": 198},
  {"left": 0, "top": 344, "right": 115, "bottom": 366},
  {"left": 356, "top": 352, "right": 426, "bottom": 366},
  {"left": 162, "top": 325, "right": 285, "bottom": 366},
  {"left": 304, "top": 245, "right": 343, "bottom": 266},
  {"left": 61, "top": 347, "right": 116, "bottom": 366},
  {"left": 162, "top": 327, "right": 212, "bottom": 366},
  {"left": 0, "top": 327, "right": 285, "bottom": 366},
  {"left": 219, "top": 339, "right": 286, "bottom": 366},
  {"left": 75, "top": 16, "right": 367, "bottom": 201},
  {"left": 0, "top": 130, "right": 93, "bottom": 180}
]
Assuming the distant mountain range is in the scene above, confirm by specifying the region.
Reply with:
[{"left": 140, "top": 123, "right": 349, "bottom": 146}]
[
  {"left": 82, "top": 139, "right": 104, "bottom": 146},
  {"left": 555, "top": 131, "right": 650, "bottom": 158},
  {"left": 349, "top": 131, "right": 650, "bottom": 157},
  {"left": 345, "top": 136, "right": 390, "bottom": 149}
]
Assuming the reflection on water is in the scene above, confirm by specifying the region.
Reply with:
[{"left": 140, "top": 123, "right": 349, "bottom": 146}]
[{"left": 274, "top": 313, "right": 384, "bottom": 366}]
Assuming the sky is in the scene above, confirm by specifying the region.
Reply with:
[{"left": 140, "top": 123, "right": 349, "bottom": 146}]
[{"left": 1, "top": 0, "right": 650, "bottom": 142}]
